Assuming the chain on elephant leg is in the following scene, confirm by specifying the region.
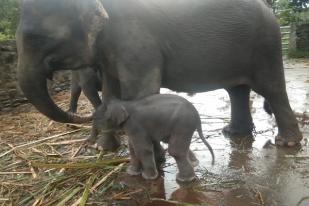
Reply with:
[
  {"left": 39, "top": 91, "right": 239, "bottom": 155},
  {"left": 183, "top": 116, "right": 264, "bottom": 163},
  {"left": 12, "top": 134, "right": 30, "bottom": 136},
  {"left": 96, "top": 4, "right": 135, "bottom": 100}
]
[{"left": 222, "top": 122, "right": 254, "bottom": 138}]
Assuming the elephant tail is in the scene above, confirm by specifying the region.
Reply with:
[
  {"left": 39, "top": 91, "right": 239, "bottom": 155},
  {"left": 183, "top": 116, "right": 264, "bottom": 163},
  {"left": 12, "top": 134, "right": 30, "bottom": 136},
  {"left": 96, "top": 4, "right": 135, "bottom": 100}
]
[
  {"left": 263, "top": 100, "right": 273, "bottom": 115},
  {"left": 197, "top": 123, "right": 215, "bottom": 165}
]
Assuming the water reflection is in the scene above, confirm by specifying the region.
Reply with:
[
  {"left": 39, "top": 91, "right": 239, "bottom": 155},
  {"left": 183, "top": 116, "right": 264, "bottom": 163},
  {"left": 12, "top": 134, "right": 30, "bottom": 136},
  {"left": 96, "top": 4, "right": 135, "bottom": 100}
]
[{"left": 228, "top": 137, "right": 254, "bottom": 172}]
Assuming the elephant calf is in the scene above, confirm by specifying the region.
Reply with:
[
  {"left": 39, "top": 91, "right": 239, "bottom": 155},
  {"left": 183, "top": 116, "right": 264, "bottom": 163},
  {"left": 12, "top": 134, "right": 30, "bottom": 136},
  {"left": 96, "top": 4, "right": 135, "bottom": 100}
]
[
  {"left": 68, "top": 67, "right": 102, "bottom": 113},
  {"left": 88, "top": 94, "right": 214, "bottom": 182}
]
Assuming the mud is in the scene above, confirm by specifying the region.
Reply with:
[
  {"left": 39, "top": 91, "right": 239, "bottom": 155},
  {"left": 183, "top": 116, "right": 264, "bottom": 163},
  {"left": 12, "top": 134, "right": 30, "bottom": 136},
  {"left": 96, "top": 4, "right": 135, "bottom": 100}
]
[{"left": 117, "top": 59, "right": 309, "bottom": 206}]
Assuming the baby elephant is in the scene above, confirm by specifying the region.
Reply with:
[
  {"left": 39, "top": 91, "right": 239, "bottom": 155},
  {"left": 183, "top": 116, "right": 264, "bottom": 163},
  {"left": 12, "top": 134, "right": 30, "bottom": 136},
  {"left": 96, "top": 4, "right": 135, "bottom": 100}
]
[{"left": 88, "top": 94, "right": 215, "bottom": 182}]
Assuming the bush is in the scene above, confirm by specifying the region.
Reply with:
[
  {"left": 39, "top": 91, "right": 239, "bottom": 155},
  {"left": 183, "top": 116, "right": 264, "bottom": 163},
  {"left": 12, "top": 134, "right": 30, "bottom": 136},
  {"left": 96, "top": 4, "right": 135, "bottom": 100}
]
[
  {"left": 288, "top": 49, "right": 309, "bottom": 58},
  {"left": 0, "top": 0, "right": 19, "bottom": 41}
]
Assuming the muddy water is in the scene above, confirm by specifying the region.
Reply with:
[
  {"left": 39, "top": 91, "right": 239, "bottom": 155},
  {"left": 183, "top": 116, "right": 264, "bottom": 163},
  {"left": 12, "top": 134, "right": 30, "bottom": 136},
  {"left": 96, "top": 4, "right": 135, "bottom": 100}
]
[{"left": 119, "top": 61, "right": 309, "bottom": 206}]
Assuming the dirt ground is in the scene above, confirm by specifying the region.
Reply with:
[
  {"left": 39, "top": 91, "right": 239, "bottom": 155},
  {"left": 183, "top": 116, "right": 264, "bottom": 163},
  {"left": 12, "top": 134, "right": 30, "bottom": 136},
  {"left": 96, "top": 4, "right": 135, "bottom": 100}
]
[{"left": 0, "top": 58, "right": 309, "bottom": 206}]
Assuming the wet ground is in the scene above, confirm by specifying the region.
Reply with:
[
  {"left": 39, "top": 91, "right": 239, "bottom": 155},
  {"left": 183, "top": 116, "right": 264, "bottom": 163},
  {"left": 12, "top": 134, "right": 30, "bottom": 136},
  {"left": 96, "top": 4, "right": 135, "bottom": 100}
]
[
  {"left": 0, "top": 59, "right": 308, "bottom": 206},
  {"left": 117, "top": 59, "right": 309, "bottom": 206}
]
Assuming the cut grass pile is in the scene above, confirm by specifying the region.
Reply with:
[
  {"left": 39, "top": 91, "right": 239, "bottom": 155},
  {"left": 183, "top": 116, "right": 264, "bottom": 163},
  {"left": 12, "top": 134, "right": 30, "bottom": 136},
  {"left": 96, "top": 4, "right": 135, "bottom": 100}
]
[{"left": 0, "top": 92, "right": 131, "bottom": 205}]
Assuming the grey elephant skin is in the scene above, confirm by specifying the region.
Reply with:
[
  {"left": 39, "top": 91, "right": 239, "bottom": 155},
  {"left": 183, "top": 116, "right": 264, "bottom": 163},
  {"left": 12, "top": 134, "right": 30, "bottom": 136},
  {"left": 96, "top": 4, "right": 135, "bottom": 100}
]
[
  {"left": 88, "top": 94, "right": 214, "bottom": 182},
  {"left": 68, "top": 67, "right": 102, "bottom": 113},
  {"left": 17, "top": 0, "right": 302, "bottom": 147}
]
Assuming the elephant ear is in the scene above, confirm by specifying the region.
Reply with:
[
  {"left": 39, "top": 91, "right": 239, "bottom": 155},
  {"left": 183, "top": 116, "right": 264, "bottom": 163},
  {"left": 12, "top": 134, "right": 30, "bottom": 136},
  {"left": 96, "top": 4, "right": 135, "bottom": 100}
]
[
  {"left": 106, "top": 104, "right": 129, "bottom": 126},
  {"left": 75, "top": 0, "right": 109, "bottom": 47}
]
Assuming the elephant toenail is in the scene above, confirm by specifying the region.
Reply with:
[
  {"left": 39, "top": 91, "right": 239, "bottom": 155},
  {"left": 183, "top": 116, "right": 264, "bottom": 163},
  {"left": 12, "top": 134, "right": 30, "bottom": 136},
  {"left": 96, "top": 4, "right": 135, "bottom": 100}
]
[{"left": 288, "top": 141, "right": 296, "bottom": 147}]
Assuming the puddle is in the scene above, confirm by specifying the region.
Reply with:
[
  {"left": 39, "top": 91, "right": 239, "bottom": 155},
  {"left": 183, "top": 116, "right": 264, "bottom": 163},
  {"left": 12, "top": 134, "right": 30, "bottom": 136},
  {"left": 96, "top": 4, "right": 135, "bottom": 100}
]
[{"left": 118, "top": 61, "right": 309, "bottom": 206}]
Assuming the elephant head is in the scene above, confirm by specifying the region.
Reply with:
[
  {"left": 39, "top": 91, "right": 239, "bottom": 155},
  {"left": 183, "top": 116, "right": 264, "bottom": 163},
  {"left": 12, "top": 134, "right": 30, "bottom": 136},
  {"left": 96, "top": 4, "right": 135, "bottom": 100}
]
[
  {"left": 17, "top": 0, "right": 108, "bottom": 123},
  {"left": 93, "top": 100, "right": 129, "bottom": 130},
  {"left": 88, "top": 101, "right": 129, "bottom": 144}
]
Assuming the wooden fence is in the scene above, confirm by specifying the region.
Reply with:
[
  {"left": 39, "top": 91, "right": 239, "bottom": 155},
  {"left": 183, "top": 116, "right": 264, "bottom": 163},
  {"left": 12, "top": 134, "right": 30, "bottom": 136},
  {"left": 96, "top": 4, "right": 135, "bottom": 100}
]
[{"left": 280, "top": 25, "right": 290, "bottom": 52}]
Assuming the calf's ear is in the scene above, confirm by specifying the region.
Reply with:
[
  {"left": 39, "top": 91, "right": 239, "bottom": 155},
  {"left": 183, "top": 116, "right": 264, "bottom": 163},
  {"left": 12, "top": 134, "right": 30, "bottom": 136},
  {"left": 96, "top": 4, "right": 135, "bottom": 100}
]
[
  {"left": 107, "top": 105, "right": 129, "bottom": 126},
  {"left": 115, "top": 106, "right": 129, "bottom": 125}
]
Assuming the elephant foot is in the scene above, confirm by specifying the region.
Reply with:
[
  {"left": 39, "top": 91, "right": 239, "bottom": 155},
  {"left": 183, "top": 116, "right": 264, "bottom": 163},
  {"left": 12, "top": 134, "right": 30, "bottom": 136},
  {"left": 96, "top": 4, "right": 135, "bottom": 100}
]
[
  {"left": 96, "top": 135, "right": 121, "bottom": 152},
  {"left": 176, "top": 172, "right": 196, "bottom": 183},
  {"left": 142, "top": 170, "right": 159, "bottom": 180},
  {"left": 126, "top": 165, "right": 142, "bottom": 176},
  {"left": 275, "top": 135, "right": 302, "bottom": 147},
  {"left": 86, "top": 134, "right": 97, "bottom": 145},
  {"left": 222, "top": 124, "right": 253, "bottom": 138}
]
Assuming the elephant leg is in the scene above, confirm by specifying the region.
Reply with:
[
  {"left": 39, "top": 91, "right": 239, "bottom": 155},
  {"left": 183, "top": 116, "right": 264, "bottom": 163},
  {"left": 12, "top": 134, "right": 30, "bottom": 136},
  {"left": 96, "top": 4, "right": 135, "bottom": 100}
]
[
  {"left": 68, "top": 80, "right": 82, "bottom": 113},
  {"left": 168, "top": 133, "right": 195, "bottom": 182},
  {"left": 153, "top": 141, "right": 166, "bottom": 168},
  {"left": 87, "top": 126, "right": 98, "bottom": 144},
  {"left": 130, "top": 133, "right": 158, "bottom": 180},
  {"left": 127, "top": 140, "right": 142, "bottom": 176},
  {"left": 81, "top": 84, "right": 102, "bottom": 109},
  {"left": 78, "top": 68, "right": 102, "bottom": 109},
  {"left": 253, "top": 84, "right": 302, "bottom": 147},
  {"left": 251, "top": 52, "right": 303, "bottom": 146},
  {"left": 96, "top": 73, "right": 122, "bottom": 151},
  {"left": 223, "top": 85, "right": 254, "bottom": 138}
]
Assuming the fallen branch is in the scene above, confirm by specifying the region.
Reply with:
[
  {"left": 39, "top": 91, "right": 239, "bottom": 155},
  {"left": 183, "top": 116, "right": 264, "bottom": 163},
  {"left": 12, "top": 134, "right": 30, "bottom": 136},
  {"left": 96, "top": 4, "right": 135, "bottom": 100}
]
[
  {"left": 47, "top": 138, "right": 86, "bottom": 146},
  {"left": 71, "top": 143, "right": 87, "bottom": 159},
  {"left": 91, "top": 162, "right": 125, "bottom": 192},
  {"left": 111, "top": 188, "right": 144, "bottom": 200},
  {"left": 66, "top": 124, "right": 92, "bottom": 129},
  {"left": 0, "top": 171, "right": 32, "bottom": 175},
  {"left": 0, "top": 129, "right": 83, "bottom": 158},
  {"left": 31, "top": 158, "right": 129, "bottom": 169}
]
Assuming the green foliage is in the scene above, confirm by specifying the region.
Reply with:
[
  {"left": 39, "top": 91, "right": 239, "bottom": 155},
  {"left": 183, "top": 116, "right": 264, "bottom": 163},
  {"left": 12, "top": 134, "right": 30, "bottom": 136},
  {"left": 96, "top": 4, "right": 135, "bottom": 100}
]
[
  {"left": 274, "top": 0, "right": 309, "bottom": 25},
  {"left": 274, "top": 0, "right": 299, "bottom": 25},
  {"left": 288, "top": 49, "right": 309, "bottom": 58},
  {"left": 0, "top": 0, "right": 19, "bottom": 41}
]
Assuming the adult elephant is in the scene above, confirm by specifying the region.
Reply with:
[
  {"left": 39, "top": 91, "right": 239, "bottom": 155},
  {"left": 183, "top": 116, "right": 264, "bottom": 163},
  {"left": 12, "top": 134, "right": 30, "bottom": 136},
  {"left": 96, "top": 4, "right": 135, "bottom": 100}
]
[{"left": 17, "top": 0, "right": 302, "bottom": 149}]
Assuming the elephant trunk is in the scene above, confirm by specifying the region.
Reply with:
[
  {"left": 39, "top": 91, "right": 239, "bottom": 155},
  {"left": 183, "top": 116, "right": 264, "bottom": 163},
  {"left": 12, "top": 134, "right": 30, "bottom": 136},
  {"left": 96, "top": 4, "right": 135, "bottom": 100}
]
[{"left": 18, "top": 62, "right": 92, "bottom": 124}]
